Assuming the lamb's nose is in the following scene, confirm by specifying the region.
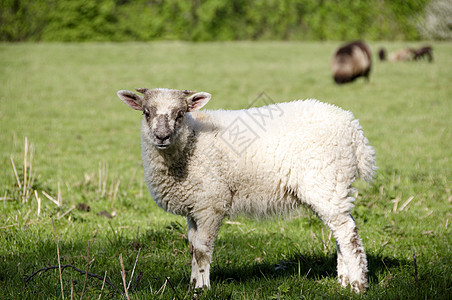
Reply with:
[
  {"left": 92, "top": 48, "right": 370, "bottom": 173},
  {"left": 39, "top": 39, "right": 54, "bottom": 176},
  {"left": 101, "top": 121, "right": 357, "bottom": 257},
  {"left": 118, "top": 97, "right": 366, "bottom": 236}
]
[{"left": 155, "top": 133, "right": 170, "bottom": 142}]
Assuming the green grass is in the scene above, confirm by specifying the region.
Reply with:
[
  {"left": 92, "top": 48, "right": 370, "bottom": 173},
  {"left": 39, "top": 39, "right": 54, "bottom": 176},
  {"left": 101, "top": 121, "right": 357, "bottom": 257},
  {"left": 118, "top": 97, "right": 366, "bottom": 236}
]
[{"left": 0, "top": 41, "right": 451, "bottom": 299}]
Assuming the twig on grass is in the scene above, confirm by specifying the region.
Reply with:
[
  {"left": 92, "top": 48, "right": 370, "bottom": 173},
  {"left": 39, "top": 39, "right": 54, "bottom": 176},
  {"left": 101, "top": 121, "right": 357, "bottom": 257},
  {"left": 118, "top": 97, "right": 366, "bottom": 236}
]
[
  {"left": 98, "top": 271, "right": 107, "bottom": 300},
  {"left": 165, "top": 276, "right": 181, "bottom": 300},
  {"left": 127, "top": 248, "right": 141, "bottom": 290},
  {"left": 24, "top": 264, "right": 121, "bottom": 295},
  {"left": 132, "top": 271, "right": 144, "bottom": 292},
  {"left": 119, "top": 253, "right": 130, "bottom": 300},
  {"left": 51, "top": 214, "right": 65, "bottom": 300},
  {"left": 70, "top": 278, "right": 74, "bottom": 300}
]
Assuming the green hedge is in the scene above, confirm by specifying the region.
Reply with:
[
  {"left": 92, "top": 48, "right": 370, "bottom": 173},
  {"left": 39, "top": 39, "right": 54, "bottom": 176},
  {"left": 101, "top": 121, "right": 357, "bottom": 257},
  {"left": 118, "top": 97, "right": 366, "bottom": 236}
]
[{"left": 0, "top": 0, "right": 431, "bottom": 42}]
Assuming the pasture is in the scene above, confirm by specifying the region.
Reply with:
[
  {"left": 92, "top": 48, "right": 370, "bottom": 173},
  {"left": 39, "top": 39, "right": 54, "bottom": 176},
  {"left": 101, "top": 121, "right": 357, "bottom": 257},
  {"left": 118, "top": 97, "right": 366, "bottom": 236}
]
[{"left": 0, "top": 41, "right": 451, "bottom": 299}]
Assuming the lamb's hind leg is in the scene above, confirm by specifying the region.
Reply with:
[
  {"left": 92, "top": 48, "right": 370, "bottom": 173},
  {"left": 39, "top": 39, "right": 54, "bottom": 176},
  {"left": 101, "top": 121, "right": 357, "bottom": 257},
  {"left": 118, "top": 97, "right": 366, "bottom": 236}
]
[
  {"left": 187, "top": 214, "right": 222, "bottom": 289},
  {"left": 328, "top": 213, "right": 368, "bottom": 293}
]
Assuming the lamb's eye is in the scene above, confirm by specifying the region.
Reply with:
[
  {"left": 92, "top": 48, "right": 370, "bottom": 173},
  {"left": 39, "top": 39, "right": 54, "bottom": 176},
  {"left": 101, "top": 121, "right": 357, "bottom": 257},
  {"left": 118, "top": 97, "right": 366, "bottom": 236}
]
[
  {"left": 143, "top": 108, "right": 150, "bottom": 117},
  {"left": 176, "top": 111, "right": 185, "bottom": 121}
]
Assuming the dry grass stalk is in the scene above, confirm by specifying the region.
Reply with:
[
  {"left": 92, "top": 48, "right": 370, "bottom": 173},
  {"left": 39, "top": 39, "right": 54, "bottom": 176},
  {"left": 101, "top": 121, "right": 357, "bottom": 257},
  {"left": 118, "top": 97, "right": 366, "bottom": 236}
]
[
  {"left": 224, "top": 221, "right": 242, "bottom": 225},
  {"left": 392, "top": 197, "right": 400, "bottom": 213},
  {"left": 42, "top": 190, "right": 60, "bottom": 206},
  {"left": 23, "top": 137, "right": 28, "bottom": 201},
  {"left": 399, "top": 196, "right": 414, "bottom": 211},
  {"left": 98, "top": 162, "right": 109, "bottom": 197},
  {"left": 119, "top": 253, "right": 130, "bottom": 300},
  {"left": 57, "top": 206, "right": 75, "bottom": 220},
  {"left": 155, "top": 278, "right": 168, "bottom": 295},
  {"left": 0, "top": 191, "right": 11, "bottom": 201},
  {"left": 70, "top": 278, "right": 74, "bottom": 300},
  {"left": 313, "top": 228, "right": 332, "bottom": 254},
  {"left": 127, "top": 168, "right": 137, "bottom": 189},
  {"left": 111, "top": 179, "right": 120, "bottom": 201},
  {"left": 10, "top": 156, "right": 21, "bottom": 189},
  {"left": 26, "top": 139, "right": 34, "bottom": 196},
  {"left": 10, "top": 137, "right": 36, "bottom": 203},
  {"left": 58, "top": 182, "right": 62, "bottom": 207},
  {"left": 0, "top": 224, "right": 18, "bottom": 229},
  {"left": 98, "top": 271, "right": 107, "bottom": 300},
  {"left": 23, "top": 209, "right": 31, "bottom": 222},
  {"left": 127, "top": 248, "right": 141, "bottom": 290},
  {"left": 34, "top": 190, "right": 41, "bottom": 218},
  {"left": 51, "top": 214, "right": 65, "bottom": 300},
  {"left": 421, "top": 210, "right": 434, "bottom": 218},
  {"left": 80, "top": 241, "right": 90, "bottom": 300},
  {"left": 22, "top": 137, "right": 35, "bottom": 203}
]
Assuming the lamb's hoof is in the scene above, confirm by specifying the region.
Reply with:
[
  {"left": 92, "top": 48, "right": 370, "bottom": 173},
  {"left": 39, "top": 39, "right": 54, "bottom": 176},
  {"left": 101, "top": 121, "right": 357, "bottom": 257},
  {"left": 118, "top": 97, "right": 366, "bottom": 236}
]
[
  {"left": 350, "top": 280, "right": 368, "bottom": 293},
  {"left": 338, "top": 274, "right": 349, "bottom": 288},
  {"left": 339, "top": 275, "right": 367, "bottom": 293}
]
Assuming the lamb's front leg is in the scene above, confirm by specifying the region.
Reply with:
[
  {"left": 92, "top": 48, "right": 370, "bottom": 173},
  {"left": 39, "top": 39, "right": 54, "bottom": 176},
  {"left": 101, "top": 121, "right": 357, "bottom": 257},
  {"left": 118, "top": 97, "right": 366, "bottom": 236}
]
[{"left": 187, "top": 214, "right": 222, "bottom": 289}]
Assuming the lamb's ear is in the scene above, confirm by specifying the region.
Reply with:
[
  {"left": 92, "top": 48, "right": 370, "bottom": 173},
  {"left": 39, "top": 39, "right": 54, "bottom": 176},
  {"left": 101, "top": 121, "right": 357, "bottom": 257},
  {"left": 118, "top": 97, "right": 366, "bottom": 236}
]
[
  {"left": 117, "top": 90, "right": 143, "bottom": 111},
  {"left": 187, "top": 92, "right": 211, "bottom": 112}
]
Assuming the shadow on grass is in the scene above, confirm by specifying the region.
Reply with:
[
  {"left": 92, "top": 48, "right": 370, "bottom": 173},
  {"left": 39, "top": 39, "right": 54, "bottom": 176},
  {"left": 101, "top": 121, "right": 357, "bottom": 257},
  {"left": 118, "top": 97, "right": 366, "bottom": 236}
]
[
  {"left": 211, "top": 251, "right": 406, "bottom": 286},
  {"left": 4, "top": 224, "right": 411, "bottom": 298}
]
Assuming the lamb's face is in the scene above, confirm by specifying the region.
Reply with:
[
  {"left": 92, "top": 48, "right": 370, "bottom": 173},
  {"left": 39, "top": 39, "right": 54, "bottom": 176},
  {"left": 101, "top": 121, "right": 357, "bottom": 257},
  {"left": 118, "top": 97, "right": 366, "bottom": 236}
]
[
  {"left": 117, "top": 88, "right": 211, "bottom": 150},
  {"left": 143, "top": 89, "right": 190, "bottom": 149}
]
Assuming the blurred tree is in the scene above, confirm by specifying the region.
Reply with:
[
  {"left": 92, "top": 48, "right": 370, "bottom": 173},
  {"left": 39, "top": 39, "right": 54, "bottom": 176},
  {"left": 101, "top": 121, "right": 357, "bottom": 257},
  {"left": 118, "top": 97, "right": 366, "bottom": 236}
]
[
  {"left": 419, "top": 0, "right": 452, "bottom": 40},
  {"left": 0, "top": 0, "right": 51, "bottom": 41},
  {"left": 0, "top": 0, "right": 439, "bottom": 42}
]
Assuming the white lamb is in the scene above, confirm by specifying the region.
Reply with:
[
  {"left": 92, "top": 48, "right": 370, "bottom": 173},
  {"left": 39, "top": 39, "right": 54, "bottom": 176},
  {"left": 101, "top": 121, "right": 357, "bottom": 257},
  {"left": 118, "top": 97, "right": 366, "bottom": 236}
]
[{"left": 117, "top": 88, "right": 376, "bottom": 293}]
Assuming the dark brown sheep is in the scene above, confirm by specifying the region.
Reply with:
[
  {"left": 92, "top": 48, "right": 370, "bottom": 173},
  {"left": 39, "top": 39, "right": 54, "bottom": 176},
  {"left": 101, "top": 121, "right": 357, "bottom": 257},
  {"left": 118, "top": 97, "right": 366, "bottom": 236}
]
[
  {"left": 331, "top": 41, "right": 372, "bottom": 84},
  {"left": 378, "top": 48, "right": 387, "bottom": 61},
  {"left": 412, "top": 46, "right": 433, "bottom": 62}
]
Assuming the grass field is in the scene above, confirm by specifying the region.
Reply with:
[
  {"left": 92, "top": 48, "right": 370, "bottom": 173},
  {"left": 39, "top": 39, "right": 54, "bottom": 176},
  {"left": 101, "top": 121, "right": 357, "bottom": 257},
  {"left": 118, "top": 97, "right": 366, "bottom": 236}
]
[{"left": 0, "top": 41, "right": 451, "bottom": 299}]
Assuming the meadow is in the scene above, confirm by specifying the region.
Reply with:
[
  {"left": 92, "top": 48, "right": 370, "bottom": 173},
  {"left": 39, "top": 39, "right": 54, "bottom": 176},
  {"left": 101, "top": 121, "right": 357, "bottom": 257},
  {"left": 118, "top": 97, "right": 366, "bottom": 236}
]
[{"left": 0, "top": 41, "right": 451, "bottom": 299}]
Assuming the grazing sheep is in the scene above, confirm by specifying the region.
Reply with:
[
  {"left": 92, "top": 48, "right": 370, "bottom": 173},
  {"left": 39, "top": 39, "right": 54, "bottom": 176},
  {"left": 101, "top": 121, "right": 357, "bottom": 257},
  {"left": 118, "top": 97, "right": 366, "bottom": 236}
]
[
  {"left": 388, "top": 48, "right": 413, "bottom": 62},
  {"left": 412, "top": 46, "right": 433, "bottom": 62},
  {"left": 117, "top": 88, "right": 377, "bottom": 293},
  {"left": 380, "top": 46, "right": 433, "bottom": 62},
  {"left": 331, "top": 41, "right": 372, "bottom": 84},
  {"left": 378, "top": 48, "right": 387, "bottom": 61}
]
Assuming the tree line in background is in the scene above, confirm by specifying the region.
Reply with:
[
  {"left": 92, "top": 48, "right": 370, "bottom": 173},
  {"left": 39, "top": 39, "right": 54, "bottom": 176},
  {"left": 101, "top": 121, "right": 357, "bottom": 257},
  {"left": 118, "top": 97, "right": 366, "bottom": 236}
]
[{"left": 1, "top": 0, "right": 451, "bottom": 42}]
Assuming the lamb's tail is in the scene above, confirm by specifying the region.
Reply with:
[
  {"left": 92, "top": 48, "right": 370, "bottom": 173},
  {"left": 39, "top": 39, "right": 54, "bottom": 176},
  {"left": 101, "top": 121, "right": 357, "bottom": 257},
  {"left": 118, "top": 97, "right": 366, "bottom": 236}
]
[{"left": 352, "top": 119, "right": 377, "bottom": 182}]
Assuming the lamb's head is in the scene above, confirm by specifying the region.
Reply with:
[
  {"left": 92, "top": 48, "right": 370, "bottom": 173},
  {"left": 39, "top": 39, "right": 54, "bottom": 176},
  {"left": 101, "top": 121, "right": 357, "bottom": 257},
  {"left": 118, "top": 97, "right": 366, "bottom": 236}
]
[{"left": 117, "top": 88, "right": 211, "bottom": 150}]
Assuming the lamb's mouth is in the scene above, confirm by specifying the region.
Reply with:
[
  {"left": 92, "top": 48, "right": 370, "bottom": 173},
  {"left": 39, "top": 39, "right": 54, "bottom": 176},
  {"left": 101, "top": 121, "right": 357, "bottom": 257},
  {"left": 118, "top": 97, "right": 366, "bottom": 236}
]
[{"left": 155, "top": 143, "right": 170, "bottom": 150}]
